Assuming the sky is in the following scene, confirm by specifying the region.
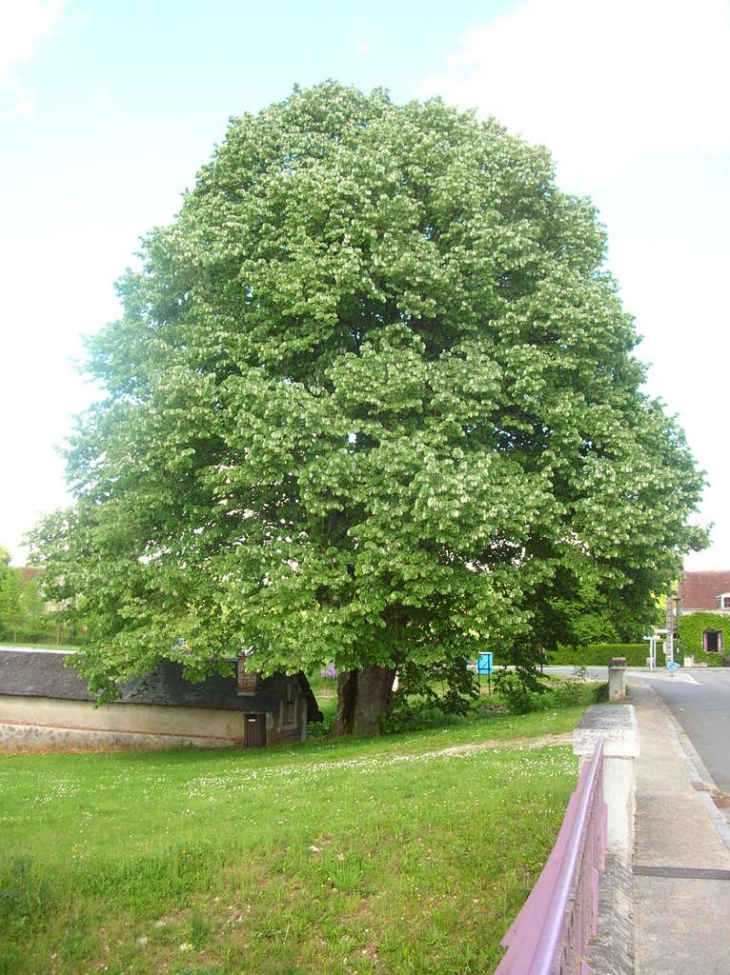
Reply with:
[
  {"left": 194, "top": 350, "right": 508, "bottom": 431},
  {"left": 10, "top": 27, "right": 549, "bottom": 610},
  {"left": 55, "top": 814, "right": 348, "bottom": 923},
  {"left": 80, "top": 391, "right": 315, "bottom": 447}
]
[{"left": 1, "top": 0, "right": 728, "bottom": 572}]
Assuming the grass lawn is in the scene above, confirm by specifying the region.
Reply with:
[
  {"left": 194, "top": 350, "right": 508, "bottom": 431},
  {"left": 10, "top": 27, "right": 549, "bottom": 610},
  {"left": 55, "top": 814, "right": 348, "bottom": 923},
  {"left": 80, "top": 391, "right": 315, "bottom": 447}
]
[{"left": 0, "top": 690, "right": 596, "bottom": 975}]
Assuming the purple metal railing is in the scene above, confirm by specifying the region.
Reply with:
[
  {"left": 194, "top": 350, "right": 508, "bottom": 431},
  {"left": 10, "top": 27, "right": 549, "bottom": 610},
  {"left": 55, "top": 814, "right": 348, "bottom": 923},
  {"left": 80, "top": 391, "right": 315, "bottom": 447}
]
[{"left": 495, "top": 740, "right": 607, "bottom": 975}]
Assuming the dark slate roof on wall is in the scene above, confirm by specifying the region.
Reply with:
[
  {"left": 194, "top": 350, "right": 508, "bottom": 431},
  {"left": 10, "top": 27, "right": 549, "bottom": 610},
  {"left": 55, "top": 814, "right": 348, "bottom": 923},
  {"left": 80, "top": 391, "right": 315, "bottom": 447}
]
[
  {"left": 0, "top": 650, "right": 322, "bottom": 720},
  {"left": 0, "top": 649, "right": 95, "bottom": 701},
  {"left": 123, "top": 659, "right": 292, "bottom": 712},
  {"left": 680, "top": 571, "right": 730, "bottom": 611}
]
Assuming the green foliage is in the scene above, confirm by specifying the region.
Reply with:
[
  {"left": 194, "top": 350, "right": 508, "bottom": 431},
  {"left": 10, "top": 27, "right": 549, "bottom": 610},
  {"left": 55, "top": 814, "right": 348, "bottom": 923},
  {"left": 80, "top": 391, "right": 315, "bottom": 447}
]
[
  {"left": 493, "top": 671, "right": 602, "bottom": 714},
  {"left": 28, "top": 83, "right": 706, "bottom": 714},
  {"left": 550, "top": 676, "right": 589, "bottom": 707},
  {"left": 548, "top": 643, "right": 649, "bottom": 666},
  {"left": 679, "top": 648, "right": 725, "bottom": 667},
  {"left": 378, "top": 660, "right": 479, "bottom": 733},
  {"left": 388, "top": 655, "right": 480, "bottom": 723},
  {"left": 0, "top": 549, "right": 13, "bottom": 641},
  {"left": 0, "top": 569, "right": 20, "bottom": 641},
  {"left": 493, "top": 670, "right": 538, "bottom": 714},
  {"left": 0, "top": 566, "right": 51, "bottom": 645},
  {"left": 678, "top": 612, "right": 730, "bottom": 654}
]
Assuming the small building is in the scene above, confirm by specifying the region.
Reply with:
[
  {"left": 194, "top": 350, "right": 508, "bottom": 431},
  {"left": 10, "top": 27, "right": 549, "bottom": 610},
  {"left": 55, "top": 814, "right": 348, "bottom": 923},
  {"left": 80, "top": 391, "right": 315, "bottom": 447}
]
[
  {"left": 678, "top": 571, "right": 730, "bottom": 655},
  {"left": 0, "top": 649, "right": 322, "bottom": 753}
]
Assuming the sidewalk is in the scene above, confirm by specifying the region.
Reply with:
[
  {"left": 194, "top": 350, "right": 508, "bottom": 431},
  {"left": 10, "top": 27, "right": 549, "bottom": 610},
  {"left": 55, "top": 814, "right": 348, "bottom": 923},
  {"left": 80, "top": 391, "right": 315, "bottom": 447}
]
[{"left": 629, "top": 679, "right": 730, "bottom": 974}]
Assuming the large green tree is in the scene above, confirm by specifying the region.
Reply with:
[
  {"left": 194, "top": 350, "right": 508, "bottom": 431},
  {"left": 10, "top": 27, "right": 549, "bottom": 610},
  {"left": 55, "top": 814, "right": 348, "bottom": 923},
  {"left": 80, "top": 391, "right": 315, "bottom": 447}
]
[{"left": 30, "top": 83, "right": 705, "bottom": 732}]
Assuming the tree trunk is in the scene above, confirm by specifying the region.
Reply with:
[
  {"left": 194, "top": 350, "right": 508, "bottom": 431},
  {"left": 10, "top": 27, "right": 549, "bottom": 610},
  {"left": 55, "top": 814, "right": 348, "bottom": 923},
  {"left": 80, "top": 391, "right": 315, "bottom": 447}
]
[{"left": 330, "top": 663, "right": 395, "bottom": 736}]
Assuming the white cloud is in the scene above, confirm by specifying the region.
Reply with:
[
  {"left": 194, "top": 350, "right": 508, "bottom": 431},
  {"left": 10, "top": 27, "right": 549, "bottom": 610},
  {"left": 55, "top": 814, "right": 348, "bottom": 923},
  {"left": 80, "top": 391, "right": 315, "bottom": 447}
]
[
  {"left": 420, "top": 0, "right": 730, "bottom": 184},
  {"left": 0, "top": 0, "right": 65, "bottom": 67},
  {"left": 0, "top": 0, "right": 65, "bottom": 117},
  {"left": 0, "top": 68, "right": 36, "bottom": 117}
]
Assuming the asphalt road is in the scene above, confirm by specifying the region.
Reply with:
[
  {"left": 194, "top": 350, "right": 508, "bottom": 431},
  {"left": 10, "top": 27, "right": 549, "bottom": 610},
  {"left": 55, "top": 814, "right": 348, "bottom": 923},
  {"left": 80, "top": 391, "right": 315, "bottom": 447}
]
[
  {"left": 547, "top": 663, "right": 730, "bottom": 796},
  {"left": 627, "top": 667, "right": 730, "bottom": 796}
]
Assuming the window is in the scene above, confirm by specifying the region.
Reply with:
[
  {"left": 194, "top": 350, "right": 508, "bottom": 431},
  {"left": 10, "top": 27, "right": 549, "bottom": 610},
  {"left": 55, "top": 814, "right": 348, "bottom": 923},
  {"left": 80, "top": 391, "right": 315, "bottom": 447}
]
[
  {"left": 703, "top": 630, "right": 723, "bottom": 653},
  {"left": 719, "top": 593, "right": 730, "bottom": 610}
]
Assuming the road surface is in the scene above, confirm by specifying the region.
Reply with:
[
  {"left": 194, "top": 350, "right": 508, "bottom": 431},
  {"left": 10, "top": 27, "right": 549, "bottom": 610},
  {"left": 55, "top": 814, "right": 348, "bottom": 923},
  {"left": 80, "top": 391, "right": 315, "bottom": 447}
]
[{"left": 628, "top": 667, "right": 730, "bottom": 796}]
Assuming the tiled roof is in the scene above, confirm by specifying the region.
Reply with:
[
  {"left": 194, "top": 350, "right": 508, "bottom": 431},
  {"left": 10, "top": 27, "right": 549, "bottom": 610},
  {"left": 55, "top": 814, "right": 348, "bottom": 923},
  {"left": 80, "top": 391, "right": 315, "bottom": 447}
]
[
  {"left": 0, "top": 649, "right": 93, "bottom": 701},
  {"left": 0, "top": 650, "right": 321, "bottom": 720},
  {"left": 680, "top": 571, "right": 730, "bottom": 611},
  {"left": 121, "top": 658, "right": 281, "bottom": 711}
]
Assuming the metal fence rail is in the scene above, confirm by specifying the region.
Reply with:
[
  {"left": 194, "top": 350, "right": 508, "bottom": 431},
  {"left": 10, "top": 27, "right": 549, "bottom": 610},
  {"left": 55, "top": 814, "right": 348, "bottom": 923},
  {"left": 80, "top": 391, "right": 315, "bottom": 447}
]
[{"left": 495, "top": 739, "right": 607, "bottom": 975}]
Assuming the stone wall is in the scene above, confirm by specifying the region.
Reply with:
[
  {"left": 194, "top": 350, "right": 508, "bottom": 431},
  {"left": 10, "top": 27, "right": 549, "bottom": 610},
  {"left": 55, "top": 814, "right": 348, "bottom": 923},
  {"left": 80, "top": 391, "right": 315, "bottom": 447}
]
[{"left": 0, "top": 696, "right": 247, "bottom": 752}]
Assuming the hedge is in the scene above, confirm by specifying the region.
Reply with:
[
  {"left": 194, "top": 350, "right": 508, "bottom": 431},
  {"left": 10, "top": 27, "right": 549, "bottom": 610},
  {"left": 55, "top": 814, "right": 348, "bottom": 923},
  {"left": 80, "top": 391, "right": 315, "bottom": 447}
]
[
  {"left": 677, "top": 648, "right": 725, "bottom": 667},
  {"left": 548, "top": 643, "right": 648, "bottom": 667}
]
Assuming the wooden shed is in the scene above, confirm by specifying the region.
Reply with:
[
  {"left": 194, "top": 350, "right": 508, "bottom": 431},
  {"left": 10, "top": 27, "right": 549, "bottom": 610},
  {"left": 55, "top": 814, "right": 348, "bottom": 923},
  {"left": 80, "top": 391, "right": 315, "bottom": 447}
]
[{"left": 0, "top": 649, "right": 322, "bottom": 753}]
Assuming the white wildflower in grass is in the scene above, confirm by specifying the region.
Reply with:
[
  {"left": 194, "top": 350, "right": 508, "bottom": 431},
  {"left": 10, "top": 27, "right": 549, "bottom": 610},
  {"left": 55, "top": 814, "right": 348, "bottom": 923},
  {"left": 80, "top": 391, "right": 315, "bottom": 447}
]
[{"left": 0, "top": 691, "right": 587, "bottom": 975}]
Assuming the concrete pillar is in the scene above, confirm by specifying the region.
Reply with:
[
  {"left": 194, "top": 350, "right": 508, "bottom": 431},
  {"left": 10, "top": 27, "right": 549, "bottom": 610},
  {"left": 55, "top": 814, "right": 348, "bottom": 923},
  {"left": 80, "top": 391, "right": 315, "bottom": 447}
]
[
  {"left": 574, "top": 705, "right": 640, "bottom": 860},
  {"left": 608, "top": 656, "right": 627, "bottom": 702}
]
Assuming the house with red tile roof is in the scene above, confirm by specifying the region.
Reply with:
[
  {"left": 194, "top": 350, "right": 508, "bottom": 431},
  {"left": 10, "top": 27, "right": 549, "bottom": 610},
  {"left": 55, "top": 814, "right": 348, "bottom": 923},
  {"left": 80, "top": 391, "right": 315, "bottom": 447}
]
[
  {"left": 679, "top": 571, "right": 730, "bottom": 613},
  {"left": 678, "top": 571, "right": 730, "bottom": 654}
]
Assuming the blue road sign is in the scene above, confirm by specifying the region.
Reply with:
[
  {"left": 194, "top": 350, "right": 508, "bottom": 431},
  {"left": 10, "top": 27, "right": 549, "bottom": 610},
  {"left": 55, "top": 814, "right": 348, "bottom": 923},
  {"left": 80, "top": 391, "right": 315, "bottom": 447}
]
[{"left": 477, "top": 652, "right": 493, "bottom": 675}]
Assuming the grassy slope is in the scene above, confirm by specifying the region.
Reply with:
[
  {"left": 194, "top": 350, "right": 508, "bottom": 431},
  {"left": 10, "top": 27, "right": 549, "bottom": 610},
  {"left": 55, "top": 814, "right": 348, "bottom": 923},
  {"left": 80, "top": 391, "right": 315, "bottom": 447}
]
[{"left": 0, "top": 697, "right": 594, "bottom": 975}]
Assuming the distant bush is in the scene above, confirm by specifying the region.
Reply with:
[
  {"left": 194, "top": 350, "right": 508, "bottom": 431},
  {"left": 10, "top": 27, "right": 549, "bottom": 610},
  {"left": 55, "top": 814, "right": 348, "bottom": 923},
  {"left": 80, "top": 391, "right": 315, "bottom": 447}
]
[
  {"left": 547, "top": 643, "right": 648, "bottom": 666},
  {"left": 547, "top": 640, "right": 730, "bottom": 669},
  {"left": 678, "top": 649, "right": 724, "bottom": 667},
  {"left": 379, "top": 701, "right": 464, "bottom": 735},
  {"left": 492, "top": 671, "right": 603, "bottom": 715},
  {"left": 491, "top": 670, "right": 537, "bottom": 715}
]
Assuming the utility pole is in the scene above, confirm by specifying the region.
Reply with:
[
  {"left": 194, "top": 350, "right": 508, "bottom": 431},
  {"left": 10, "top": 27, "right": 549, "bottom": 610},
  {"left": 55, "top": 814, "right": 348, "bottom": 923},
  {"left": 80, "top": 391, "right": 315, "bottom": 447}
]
[{"left": 664, "top": 593, "right": 674, "bottom": 664}]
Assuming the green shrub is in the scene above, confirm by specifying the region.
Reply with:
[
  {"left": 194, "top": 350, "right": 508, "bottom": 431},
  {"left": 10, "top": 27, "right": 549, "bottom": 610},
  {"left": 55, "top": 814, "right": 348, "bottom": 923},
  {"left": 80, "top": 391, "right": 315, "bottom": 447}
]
[
  {"left": 549, "top": 676, "right": 585, "bottom": 707},
  {"left": 678, "top": 648, "right": 723, "bottom": 667},
  {"left": 492, "top": 670, "right": 537, "bottom": 714},
  {"left": 379, "top": 700, "right": 464, "bottom": 734},
  {"left": 491, "top": 670, "right": 602, "bottom": 715},
  {"left": 547, "top": 643, "right": 648, "bottom": 666}
]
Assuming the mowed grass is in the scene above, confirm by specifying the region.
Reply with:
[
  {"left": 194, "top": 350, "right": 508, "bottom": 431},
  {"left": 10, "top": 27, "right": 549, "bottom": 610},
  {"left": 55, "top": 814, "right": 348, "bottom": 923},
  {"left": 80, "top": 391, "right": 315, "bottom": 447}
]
[{"left": 0, "top": 697, "right": 594, "bottom": 975}]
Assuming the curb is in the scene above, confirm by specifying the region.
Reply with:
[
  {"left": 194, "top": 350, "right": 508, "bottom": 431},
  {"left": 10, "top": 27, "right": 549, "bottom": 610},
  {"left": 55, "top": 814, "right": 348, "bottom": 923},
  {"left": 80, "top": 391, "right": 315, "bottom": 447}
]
[{"left": 649, "top": 687, "right": 730, "bottom": 855}]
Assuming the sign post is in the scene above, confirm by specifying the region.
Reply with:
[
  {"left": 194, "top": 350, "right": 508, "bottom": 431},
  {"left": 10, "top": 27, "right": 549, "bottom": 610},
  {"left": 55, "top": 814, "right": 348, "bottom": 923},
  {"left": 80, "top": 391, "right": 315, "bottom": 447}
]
[
  {"left": 643, "top": 635, "right": 658, "bottom": 670},
  {"left": 477, "top": 651, "right": 493, "bottom": 694}
]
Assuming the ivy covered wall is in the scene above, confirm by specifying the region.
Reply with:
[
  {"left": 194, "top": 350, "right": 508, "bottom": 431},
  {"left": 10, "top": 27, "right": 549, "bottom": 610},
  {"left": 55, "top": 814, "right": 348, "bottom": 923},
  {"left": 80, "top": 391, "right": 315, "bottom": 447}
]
[{"left": 678, "top": 612, "right": 730, "bottom": 654}]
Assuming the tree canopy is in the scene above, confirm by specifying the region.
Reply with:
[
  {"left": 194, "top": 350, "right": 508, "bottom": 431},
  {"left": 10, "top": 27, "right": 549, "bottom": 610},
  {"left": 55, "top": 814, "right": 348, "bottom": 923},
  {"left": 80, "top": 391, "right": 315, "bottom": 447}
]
[
  {"left": 0, "top": 550, "right": 48, "bottom": 644},
  {"left": 30, "top": 82, "right": 705, "bottom": 731}
]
